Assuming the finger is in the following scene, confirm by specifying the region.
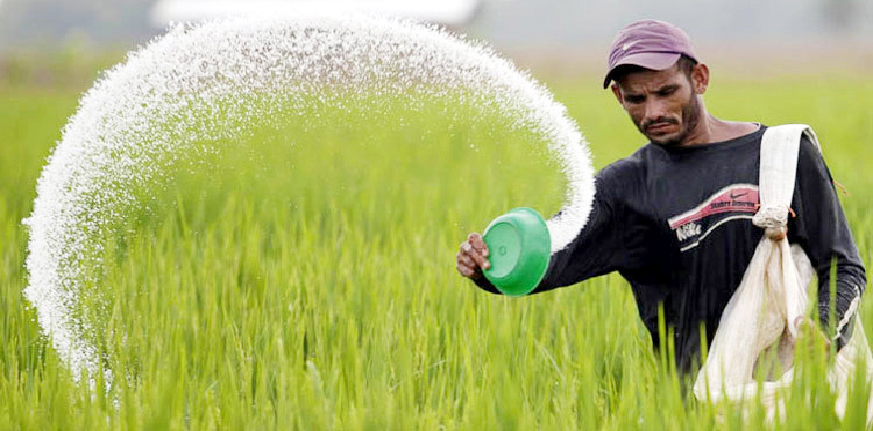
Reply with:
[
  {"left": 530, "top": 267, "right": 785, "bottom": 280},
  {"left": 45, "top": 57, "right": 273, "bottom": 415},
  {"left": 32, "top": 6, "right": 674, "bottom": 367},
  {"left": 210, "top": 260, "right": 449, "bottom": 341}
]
[
  {"left": 477, "top": 254, "right": 491, "bottom": 270},
  {"left": 467, "top": 233, "right": 489, "bottom": 257},
  {"left": 460, "top": 241, "right": 489, "bottom": 270},
  {"left": 466, "top": 244, "right": 489, "bottom": 270},
  {"left": 461, "top": 251, "right": 490, "bottom": 272},
  {"left": 460, "top": 242, "right": 482, "bottom": 262},
  {"left": 456, "top": 260, "right": 475, "bottom": 277},
  {"left": 456, "top": 252, "right": 477, "bottom": 273},
  {"left": 458, "top": 254, "right": 476, "bottom": 268}
]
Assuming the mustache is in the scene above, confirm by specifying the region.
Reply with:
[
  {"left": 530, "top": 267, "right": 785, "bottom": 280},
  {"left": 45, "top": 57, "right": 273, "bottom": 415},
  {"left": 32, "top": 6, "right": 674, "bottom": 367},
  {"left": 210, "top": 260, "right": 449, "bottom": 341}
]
[{"left": 642, "top": 117, "right": 679, "bottom": 130}]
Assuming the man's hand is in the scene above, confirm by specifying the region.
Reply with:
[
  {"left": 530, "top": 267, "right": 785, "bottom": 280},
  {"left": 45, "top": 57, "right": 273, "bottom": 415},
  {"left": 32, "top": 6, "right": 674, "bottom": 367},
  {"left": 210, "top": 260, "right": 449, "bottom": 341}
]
[{"left": 456, "top": 233, "right": 490, "bottom": 280}]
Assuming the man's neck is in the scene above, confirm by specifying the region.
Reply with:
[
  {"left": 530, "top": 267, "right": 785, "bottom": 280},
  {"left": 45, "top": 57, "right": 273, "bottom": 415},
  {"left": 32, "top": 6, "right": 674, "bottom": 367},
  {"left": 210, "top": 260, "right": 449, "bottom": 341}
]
[{"left": 681, "top": 113, "right": 760, "bottom": 147}]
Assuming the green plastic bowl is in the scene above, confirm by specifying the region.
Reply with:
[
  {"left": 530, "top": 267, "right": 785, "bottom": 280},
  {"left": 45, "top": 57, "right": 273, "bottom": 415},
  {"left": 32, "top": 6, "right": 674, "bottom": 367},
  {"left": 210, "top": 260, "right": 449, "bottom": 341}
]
[{"left": 482, "top": 207, "right": 551, "bottom": 296}]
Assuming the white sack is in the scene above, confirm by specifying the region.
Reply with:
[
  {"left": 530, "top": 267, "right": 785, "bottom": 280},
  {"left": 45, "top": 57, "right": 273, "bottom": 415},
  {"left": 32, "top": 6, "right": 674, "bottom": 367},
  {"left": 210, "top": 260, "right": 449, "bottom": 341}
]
[{"left": 692, "top": 124, "right": 873, "bottom": 423}]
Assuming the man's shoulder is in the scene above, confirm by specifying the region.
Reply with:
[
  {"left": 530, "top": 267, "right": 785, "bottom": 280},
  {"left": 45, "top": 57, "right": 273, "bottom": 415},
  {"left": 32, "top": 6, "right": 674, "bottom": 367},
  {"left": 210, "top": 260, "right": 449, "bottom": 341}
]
[
  {"left": 793, "top": 126, "right": 831, "bottom": 180},
  {"left": 596, "top": 144, "right": 655, "bottom": 184},
  {"left": 797, "top": 129, "right": 822, "bottom": 159},
  {"left": 765, "top": 124, "right": 825, "bottom": 169}
]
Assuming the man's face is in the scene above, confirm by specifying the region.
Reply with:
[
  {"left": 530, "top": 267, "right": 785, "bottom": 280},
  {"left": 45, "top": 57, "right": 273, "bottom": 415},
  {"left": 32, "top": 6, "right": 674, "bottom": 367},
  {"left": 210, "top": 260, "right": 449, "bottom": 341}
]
[{"left": 611, "top": 65, "right": 703, "bottom": 147}]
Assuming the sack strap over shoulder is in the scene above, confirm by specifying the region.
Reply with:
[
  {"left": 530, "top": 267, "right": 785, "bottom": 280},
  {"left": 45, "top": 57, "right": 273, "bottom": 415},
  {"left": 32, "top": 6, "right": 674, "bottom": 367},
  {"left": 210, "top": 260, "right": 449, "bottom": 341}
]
[{"left": 752, "top": 124, "right": 821, "bottom": 231}]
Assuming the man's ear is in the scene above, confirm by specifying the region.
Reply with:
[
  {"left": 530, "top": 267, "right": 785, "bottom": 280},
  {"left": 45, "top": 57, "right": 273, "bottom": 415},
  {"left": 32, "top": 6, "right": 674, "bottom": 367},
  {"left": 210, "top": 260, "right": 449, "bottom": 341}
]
[
  {"left": 611, "top": 83, "right": 624, "bottom": 104},
  {"left": 691, "top": 63, "right": 710, "bottom": 94}
]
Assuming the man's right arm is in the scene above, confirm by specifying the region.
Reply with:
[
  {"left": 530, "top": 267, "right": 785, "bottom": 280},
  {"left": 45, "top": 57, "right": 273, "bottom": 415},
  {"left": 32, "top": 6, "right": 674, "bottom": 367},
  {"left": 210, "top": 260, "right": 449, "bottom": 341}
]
[{"left": 457, "top": 174, "right": 630, "bottom": 295}]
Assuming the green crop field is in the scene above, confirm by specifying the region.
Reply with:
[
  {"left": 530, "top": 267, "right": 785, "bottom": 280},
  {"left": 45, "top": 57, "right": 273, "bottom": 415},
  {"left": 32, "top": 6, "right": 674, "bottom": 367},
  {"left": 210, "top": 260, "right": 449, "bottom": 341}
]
[{"left": 1, "top": 63, "right": 872, "bottom": 430}]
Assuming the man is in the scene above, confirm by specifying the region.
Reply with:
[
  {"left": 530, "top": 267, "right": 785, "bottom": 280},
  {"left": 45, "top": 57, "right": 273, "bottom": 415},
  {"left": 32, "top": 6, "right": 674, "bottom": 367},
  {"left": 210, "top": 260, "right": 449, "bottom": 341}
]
[{"left": 455, "top": 19, "right": 866, "bottom": 373}]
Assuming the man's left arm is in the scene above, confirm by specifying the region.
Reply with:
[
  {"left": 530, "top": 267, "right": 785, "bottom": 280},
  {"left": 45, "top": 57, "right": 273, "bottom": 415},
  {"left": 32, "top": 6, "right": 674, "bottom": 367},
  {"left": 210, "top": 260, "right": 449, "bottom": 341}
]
[{"left": 788, "top": 135, "right": 867, "bottom": 350}]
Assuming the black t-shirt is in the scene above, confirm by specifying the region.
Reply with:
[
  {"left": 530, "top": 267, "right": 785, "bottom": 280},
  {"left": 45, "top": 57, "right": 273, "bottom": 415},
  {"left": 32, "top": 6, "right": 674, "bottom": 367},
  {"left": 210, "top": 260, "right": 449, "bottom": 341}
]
[{"left": 475, "top": 126, "right": 867, "bottom": 373}]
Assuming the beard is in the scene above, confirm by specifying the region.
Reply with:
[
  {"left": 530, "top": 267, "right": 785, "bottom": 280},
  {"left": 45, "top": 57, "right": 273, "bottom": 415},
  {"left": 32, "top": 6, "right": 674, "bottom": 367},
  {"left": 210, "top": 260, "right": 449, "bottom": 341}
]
[{"left": 637, "top": 92, "right": 701, "bottom": 148}]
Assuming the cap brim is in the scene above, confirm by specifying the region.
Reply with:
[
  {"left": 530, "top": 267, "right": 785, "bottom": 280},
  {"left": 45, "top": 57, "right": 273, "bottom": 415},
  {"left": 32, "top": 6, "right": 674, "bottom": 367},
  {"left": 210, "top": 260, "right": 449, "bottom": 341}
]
[{"left": 602, "top": 52, "right": 681, "bottom": 89}]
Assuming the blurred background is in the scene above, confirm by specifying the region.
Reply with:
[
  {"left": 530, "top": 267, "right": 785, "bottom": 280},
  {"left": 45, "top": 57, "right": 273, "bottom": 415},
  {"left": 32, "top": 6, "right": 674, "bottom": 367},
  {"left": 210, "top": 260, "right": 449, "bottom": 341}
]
[
  {"left": 0, "top": 4, "right": 871, "bottom": 428},
  {"left": 1, "top": 0, "right": 871, "bottom": 89}
]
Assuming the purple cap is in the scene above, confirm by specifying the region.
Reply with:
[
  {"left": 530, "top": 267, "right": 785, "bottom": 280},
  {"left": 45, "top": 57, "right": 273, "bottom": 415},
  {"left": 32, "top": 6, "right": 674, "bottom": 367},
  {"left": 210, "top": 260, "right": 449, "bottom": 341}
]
[{"left": 603, "top": 20, "right": 697, "bottom": 89}]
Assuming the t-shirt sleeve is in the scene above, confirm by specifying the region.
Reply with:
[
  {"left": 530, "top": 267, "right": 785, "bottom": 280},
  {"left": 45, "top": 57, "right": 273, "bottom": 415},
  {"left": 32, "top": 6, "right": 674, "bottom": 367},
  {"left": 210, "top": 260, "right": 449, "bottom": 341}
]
[
  {"left": 470, "top": 168, "right": 630, "bottom": 295},
  {"left": 788, "top": 135, "right": 867, "bottom": 349},
  {"left": 471, "top": 159, "right": 648, "bottom": 296},
  {"left": 470, "top": 177, "right": 626, "bottom": 294},
  {"left": 527, "top": 174, "right": 629, "bottom": 294}
]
